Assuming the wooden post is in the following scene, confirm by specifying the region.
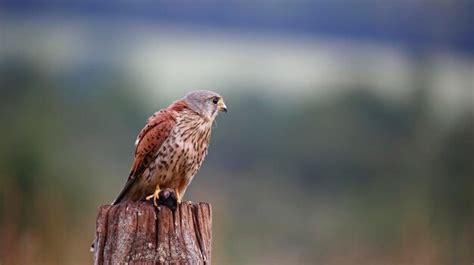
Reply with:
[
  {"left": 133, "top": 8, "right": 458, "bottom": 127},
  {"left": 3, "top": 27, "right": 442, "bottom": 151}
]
[{"left": 92, "top": 192, "right": 212, "bottom": 264}]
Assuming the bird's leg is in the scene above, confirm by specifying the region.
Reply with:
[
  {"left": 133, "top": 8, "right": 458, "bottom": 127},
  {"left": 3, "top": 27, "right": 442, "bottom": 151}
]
[
  {"left": 146, "top": 184, "right": 161, "bottom": 207},
  {"left": 175, "top": 189, "right": 182, "bottom": 203}
]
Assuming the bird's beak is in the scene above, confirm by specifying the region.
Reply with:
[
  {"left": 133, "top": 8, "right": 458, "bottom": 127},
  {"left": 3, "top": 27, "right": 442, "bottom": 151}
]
[{"left": 217, "top": 99, "right": 227, "bottom": 113}]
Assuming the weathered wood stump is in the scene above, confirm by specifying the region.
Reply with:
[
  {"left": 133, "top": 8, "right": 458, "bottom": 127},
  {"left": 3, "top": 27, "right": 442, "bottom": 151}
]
[{"left": 92, "top": 195, "right": 212, "bottom": 264}]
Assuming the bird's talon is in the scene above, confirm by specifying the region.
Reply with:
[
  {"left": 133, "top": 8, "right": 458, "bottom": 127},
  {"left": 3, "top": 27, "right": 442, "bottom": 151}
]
[{"left": 146, "top": 189, "right": 161, "bottom": 207}]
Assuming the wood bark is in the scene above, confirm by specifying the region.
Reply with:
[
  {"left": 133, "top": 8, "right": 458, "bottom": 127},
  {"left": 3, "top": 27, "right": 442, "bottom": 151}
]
[{"left": 92, "top": 201, "right": 212, "bottom": 265}]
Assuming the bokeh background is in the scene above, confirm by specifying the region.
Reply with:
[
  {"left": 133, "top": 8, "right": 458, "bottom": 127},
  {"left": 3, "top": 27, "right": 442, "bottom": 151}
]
[{"left": 1, "top": 2, "right": 473, "bottom": 264}]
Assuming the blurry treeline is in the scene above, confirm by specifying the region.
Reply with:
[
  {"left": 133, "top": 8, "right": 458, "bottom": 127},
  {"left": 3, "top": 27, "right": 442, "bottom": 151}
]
[{"left": 0, "top": 57, "right": 473, "bottom": 264}]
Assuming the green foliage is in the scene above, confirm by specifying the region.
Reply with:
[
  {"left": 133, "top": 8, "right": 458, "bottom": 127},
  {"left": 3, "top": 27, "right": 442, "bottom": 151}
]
[{"left": 0, "top": 58, "right": 473, "bottom": 264}]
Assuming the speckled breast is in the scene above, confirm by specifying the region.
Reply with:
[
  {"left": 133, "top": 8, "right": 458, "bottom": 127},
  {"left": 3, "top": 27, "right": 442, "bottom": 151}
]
[{"left": 145, "top": 110, "right": 212, "bottom": 195}]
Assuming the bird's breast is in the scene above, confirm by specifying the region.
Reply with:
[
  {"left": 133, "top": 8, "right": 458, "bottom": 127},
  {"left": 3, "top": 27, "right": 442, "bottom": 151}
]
[{"left": 151, "top": 117, "right": 212, "bottom": 189}]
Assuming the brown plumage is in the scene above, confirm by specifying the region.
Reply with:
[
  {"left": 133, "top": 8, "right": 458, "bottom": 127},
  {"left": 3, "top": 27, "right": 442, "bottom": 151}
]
[{"left": 112, "top": 90, "right": 227, "bottom": 205}]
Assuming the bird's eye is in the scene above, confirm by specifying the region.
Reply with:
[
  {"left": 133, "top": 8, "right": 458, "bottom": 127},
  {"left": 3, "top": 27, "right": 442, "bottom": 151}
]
[{"left": 212, "top": 97, "right": 219, "bottom": 104}]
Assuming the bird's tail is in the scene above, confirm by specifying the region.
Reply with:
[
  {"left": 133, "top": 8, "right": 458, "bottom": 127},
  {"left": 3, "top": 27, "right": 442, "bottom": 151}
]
[
  {"left": 111, "top": 175, "right": 136, "bottom": 205},
  {"left": 112, "top": 164, "right": 146, "bottom": 204}
]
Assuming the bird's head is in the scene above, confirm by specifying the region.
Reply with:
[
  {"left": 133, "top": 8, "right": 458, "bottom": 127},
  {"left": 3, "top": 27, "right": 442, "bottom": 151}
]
[{"left": 184, "top": 90, "right": 227, "bottom": 121}]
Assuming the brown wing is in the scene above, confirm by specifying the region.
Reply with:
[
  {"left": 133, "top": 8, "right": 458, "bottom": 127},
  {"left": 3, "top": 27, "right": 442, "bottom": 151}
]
[{"left": 112, "top": 109, "right": 176, "bottom": 205}]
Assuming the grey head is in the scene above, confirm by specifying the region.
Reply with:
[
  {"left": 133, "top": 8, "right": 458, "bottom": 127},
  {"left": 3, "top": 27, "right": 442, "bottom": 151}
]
[{"left": 183, "top": 90, "right": 227, "bottom": 120}]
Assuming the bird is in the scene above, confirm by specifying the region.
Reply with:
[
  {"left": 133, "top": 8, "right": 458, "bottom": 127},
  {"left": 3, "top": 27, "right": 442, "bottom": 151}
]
[{"left": 112, "top": 90, "right": 227, "bottom": 206}]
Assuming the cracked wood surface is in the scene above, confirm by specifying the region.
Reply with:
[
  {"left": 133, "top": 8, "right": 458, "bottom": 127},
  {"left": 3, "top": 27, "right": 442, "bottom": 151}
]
[{"left": 93, "top": 201, "right": 212, "bottom": 265}]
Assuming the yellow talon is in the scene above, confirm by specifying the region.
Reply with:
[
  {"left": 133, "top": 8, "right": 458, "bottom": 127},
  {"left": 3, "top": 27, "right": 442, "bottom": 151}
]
[
  {"left": 146, "top": 185, "right": 161, "bottom": 207},
  {"left": 176, "top": 189, "right": 182, "bottom": 204}
]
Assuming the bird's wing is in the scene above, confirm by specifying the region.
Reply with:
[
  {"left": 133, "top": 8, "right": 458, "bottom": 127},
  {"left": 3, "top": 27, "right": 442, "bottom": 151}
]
[{"left": 112, "top": 110, "right": 176, "bottom": 205}]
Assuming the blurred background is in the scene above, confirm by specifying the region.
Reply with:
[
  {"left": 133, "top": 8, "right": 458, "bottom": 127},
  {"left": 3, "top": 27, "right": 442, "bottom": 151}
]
[{"left": 1, "top": 1, "right": 473, "bottom": 264}]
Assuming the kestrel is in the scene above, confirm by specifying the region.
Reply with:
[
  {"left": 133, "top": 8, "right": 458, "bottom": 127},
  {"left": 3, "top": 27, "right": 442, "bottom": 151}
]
[{"left": 112, "top": 90, "right": 227, "bottom": 206}]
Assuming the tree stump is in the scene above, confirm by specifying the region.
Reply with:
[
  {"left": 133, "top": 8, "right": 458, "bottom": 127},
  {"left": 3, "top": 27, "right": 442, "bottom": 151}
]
[{"left": 92, "top": 195, "right": 212, "bottom": 264}]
